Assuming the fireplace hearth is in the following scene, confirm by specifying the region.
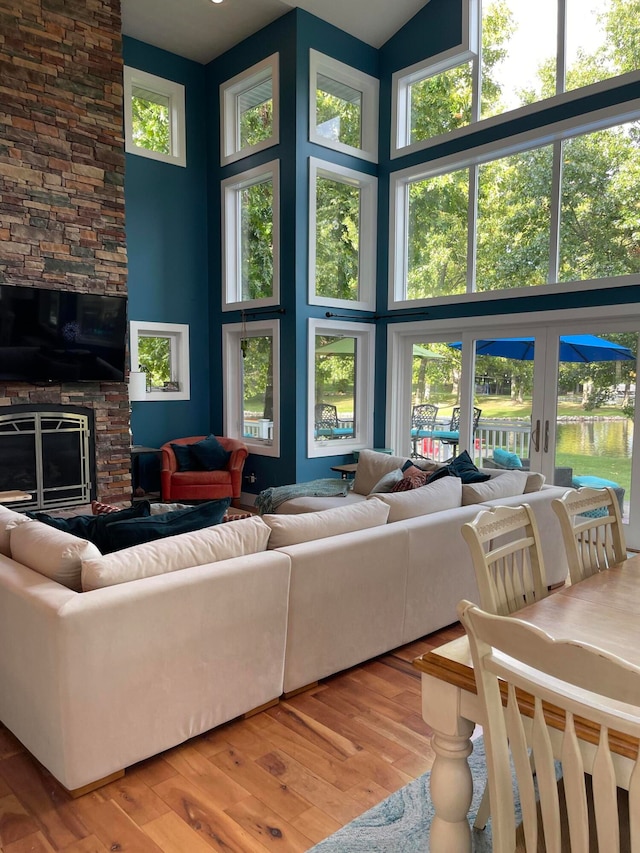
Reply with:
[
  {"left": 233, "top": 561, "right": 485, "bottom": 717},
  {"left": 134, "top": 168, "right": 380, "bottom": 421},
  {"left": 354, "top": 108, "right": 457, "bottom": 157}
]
[{"left": 0, "top": 405, "right": 96, "bottom": 511}]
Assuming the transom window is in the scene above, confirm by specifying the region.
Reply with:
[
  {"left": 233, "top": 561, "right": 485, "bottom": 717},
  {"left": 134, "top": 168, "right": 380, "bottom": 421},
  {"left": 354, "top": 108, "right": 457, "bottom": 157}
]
[
  {"left": 222, "top": 160, "right": 280, "bottom": 310},
  {"left": 123, "top": 67, "right": 186, "bottom": 167},
  {"left": 392, "top": 0, "right": 640, "bottom": 157},
  {"left": 309, "top": 50, "right": 379, "bottom": 163},
  {"left": 220, "top": 54, "right": 279, "bottom": 165}
]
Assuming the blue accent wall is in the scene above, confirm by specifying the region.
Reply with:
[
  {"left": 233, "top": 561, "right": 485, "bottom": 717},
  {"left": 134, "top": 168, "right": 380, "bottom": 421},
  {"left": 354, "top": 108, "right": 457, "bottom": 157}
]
[
  {"left": 123, "top": 38, "right": 211, "bottom": 448},
  {"left": 123, "top": 5, "right": 640, "bottom": 491}
]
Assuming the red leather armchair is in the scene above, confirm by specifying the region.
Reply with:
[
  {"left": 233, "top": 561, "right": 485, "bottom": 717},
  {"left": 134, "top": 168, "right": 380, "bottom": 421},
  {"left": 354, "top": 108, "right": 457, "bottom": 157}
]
[{"left": 160, "top": 436, "right": 249, "bottom": 502}]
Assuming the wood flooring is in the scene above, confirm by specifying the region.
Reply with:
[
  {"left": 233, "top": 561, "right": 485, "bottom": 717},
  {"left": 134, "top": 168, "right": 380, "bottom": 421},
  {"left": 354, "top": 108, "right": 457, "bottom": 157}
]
[{"left": 0, "top": 622, "right": 464, "bottom": 853}]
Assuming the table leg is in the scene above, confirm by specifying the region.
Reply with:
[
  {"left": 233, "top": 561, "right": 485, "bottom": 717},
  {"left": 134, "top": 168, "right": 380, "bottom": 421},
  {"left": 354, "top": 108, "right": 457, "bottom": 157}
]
[{"left": 429, "top": 722, "right": 475, "bottom": 853}]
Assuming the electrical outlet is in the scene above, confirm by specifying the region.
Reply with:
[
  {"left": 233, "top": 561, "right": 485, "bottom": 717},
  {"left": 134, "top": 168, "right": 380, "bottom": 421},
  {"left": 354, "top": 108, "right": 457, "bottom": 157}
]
[{"left": 245, "top": 472, "right": 257, "bottom": 484}]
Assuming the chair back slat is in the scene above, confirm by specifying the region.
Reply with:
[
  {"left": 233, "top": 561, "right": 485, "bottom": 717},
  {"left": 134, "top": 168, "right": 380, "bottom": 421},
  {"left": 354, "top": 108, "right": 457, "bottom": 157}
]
[
  {"left": 459, "top": 600, "right": 640, "bottom": 853},
  {"left": 411, "top": 403, "right": 438, "bottom": 430},
  {"left": 462, "top": 504, "right": 548, "bottom": 617},
  {"left": 552, "top": 487, "right": 626, "bottom": 584}
]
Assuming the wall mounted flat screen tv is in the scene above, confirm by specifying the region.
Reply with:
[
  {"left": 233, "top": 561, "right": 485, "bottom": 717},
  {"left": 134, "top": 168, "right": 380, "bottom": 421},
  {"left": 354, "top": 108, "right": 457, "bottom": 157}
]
[{"left": 0, "top": 285, "right": 127, "bottom": 382}]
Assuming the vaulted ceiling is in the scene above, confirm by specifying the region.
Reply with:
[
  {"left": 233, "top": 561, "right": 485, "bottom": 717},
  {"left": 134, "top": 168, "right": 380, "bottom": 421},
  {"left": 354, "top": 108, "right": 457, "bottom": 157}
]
[{"left": 121, "top": 0, "right": 429, "bottom": 64}]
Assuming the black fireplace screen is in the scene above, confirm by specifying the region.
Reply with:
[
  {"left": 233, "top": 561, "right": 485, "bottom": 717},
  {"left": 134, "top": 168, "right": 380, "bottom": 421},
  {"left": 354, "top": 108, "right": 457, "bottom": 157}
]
[{"left": 0, "top": 410, "right": 93, "bottom": 510}]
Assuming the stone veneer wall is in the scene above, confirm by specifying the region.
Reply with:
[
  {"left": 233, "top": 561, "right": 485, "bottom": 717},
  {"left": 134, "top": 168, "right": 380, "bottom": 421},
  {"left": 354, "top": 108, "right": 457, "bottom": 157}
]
[{"left": 0, "top": 0, "right": 130, "bottom": 504}]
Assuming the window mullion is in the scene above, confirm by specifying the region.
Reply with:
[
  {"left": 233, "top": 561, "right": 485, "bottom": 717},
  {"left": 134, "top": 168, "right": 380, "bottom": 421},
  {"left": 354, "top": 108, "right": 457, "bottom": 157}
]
[
  {"left": 557, "top": 0, "right": 567, "bottom": 95},
  {"left": 467, "top": 164, "right": 479, "bottom": 293},
  {"left": 548, "top": 139, "right": 563, "bottom": 284}
]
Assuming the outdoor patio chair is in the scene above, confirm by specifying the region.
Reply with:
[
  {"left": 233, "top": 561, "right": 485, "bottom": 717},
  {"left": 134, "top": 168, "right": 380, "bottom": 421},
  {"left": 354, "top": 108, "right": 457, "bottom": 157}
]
[
  {"left": 410, "top": 403, "right": 438, "bottom": 457},
  {"left": 552, "top": 485, "right": 626, "bottom": 585},
  {"left": 314, "top": 404, "right": 354, "bottom": 439},
  {"left": 435, "top": 405, "right": 482, "bottom": 457},
  {"left": 461, "top": 502, "right": 550, "bottom": 830}
]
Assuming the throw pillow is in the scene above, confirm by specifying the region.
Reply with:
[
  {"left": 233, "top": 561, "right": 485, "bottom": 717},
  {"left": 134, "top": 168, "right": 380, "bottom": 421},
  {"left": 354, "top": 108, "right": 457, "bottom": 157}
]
[
  {"left": 8, "top": 519, "right": 101, "bottom": 591},
  {"left": 448, "top": 450, "right": 490, "bottom": 484},
  {"left": 170, "top": 443, "right": 202, "bottom": 472},
  {"left": 91, "top": 500, "right": 121, "bottom": 515},
  {"left": 461, "top": 470, "right": 529, "bottom": 505},
  {"left": 262, "top": 500, "right": 390, "bottom": 550},
  {"left": 390, "top": 466, "right": 430, "bottom": 492},
  {"left": 0, "top": 505, "right": 29, "bottom": 557},
  {"left": 82, "top": 515, "right": 271, "bottom": 591},
  {"left": 369, "top": 476, "right": 462, "bottom": 523},
  {"left": 369, "top": 468, "right": 404, "bottom": 494},
  {"left": 103, "top": 498, "right": 230, "bottom": 551},
  {"left": 493, "top": 448, "right": 523, "bottom": 469},
  {"left": 190, "top": 434, "right": 231, "bottom": 471}
]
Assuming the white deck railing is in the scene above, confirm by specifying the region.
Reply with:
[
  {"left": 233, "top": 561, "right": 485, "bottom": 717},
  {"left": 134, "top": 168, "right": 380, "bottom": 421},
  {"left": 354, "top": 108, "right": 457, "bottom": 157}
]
[{"left": 476, "top": 420, "right": 531, "bottom": 461}]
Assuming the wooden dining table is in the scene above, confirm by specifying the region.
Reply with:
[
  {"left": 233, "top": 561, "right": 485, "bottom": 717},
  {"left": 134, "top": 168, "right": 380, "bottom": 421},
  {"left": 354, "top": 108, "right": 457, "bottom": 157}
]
[{"left": 413, "top": 552, "right": 640, "bottom": 853}]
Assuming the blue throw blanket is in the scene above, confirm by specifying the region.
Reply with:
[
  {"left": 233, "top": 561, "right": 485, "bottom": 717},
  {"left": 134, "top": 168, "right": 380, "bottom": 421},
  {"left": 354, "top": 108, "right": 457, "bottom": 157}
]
[{"left": 255, "top": 478, "right": 350, "bottom": 514}]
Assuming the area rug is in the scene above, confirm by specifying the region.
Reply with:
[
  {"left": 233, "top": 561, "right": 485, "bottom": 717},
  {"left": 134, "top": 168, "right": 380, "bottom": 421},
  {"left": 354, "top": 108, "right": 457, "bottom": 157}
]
[{"left": 309, "top": 737, "right": 498, "bottom": 852}]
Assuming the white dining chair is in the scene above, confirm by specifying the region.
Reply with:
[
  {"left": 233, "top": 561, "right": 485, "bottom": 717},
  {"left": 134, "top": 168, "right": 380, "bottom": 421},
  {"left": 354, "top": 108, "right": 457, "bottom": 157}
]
[
  {"left": 458, "top": 599, "right": 640, "bottom": 853},
  {"left": 552, "top": 486, "right": 626, "bottom": 585},
  {"left": 461, "top": 503, "right": 550, "bottom": 829}
]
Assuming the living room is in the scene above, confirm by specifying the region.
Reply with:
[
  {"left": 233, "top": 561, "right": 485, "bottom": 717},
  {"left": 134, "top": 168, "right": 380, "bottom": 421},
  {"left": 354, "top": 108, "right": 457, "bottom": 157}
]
[{"left": 1, "top": 0, "right": 639, "bottom": 848}]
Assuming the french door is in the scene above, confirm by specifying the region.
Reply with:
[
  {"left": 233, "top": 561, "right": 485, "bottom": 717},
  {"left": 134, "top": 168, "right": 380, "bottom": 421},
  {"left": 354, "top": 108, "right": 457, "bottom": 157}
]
[{"left": 387, "top": 307, "right": 640, "bottom": 549}]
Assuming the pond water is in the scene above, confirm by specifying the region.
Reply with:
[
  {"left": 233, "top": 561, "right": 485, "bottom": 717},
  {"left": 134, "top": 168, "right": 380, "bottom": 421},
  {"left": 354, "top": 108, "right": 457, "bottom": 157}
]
[{"left": 556, "top": 418, "right": 633, "bottom": 458}]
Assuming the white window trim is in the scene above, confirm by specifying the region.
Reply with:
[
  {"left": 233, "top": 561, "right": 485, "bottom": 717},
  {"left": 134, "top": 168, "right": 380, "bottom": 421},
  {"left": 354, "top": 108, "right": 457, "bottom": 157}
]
[
  {"left": 221, "top": 159, "right": 280, "bottom": 311},
  {"left": 309, "top": 49, "right": 379, "bottom": 163},
  {"left": 222, "top": 319, "right": 280, "bottom": 458},
  {"left": 129, "top": 321, "right": 190, "bottom": 401},
  {"left": 220, "top": 54, "right": 279, "bottom": 166},
  {"left": 389, "top": 98, "right": 640, "bottom": 309},
  {"left": 308, "top": 318, "right": 375, "bottom": 458},
  {"left": 123, "top": 67, "right": 186, "bottom": 168},
  {"left": 308, "top": 157, "right": 377, "bottom": 312},
  {"left": 391, "top": 0, "right": 479, "bottom": 158}
]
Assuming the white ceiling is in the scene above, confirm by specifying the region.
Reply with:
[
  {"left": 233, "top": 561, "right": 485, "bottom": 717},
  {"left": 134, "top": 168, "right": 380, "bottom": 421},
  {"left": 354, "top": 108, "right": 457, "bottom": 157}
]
[{"left": 121, "top": 0, "right": 429, "bottom": 65}]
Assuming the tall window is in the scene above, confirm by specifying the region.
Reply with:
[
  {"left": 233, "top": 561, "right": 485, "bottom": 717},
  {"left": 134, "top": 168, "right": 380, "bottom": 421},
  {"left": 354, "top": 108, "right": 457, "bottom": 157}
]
[
  {"left": 391, "top": 115, "right": 640, "bottom": 305},
  {"left": 223, "top": 320, "right": 280, "bottom": 457},
  {"left": 222, "top": 161, "right": 280, "bottom": 309},
  {"left": 309, "top": 158, "right": 377, "bottom": 310},
  {"left": 308, "top": 319, "right": 375, "bottom": 457},
  {"left": 123, "top": 67, "right": 186, "bottom": 167},
  {"left": 393, "top": 0, "right": 640, "bottom": 156},
  {"left": 129, "top": 321, "right": 190, "bottom": 401},
  {"left": 309, "top": 51, "right": 379, "bottom": 163},
  {"left": 220, "top": 55, "right": 279, "bottom": 165}
]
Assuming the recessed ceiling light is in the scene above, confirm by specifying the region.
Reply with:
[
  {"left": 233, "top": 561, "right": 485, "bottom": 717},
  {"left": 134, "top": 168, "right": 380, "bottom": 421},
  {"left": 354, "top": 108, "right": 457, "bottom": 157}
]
[{"left": 211, "top": 0, "right": 223, "bottom": 4}]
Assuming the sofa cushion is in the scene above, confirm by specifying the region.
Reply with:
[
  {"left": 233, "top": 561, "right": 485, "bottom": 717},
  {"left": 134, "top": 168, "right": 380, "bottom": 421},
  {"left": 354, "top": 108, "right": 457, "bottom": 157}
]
[
  {"left": 0, "top": 505, "right": 29, "bottom": 557},
  {"left": 82, "top": 515, "right": 271, "bottom": 591},
  {"left": 493, "top": 447, "right": 523, "bottom": 469},
  {"left": 103, "top": 499, "right": 230, "bottom": 551},
  {"left": 352, "top": 449, "right": 438, "bottom": 496},
  {"left": 190, "top": 434, "right": 231, "bottom": 471},
  {"left": 368, "top": 476, "right": 462, "bottom": 522},
  {"left": 462, "top": 469, "right": 529, "bottom": 505},
  {"left": 8, "top": 519, "right": 101, "bottom": 591},
  {"left": 263, "top": 499, "right": 390, "bottom": 549}
]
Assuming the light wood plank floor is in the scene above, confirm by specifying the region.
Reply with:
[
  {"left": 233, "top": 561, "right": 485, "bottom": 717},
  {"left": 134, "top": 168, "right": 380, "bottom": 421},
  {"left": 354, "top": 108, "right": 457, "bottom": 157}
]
[{"left": 0, "top": 622, "right": 464, "bottom": 853}]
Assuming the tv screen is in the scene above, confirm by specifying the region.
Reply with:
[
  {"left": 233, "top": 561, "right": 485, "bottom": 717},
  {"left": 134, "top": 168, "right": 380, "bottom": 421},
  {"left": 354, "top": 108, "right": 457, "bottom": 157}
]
[{"left": 0, "top": 285, "right": 127, "bottom": 382}]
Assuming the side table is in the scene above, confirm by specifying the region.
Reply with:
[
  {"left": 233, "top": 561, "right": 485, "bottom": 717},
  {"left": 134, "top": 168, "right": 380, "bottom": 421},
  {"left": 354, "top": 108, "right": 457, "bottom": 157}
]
[
  {"left": 330, "top": 463, "right": 358, "bottom": 480},
  {"left": 131, "top": 445, "right": 161, "bottom": 500}
]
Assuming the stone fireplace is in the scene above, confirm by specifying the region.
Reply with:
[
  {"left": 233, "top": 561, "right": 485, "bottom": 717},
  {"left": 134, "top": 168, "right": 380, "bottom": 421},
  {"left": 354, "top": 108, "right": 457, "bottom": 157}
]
[{"left": 0, "top": 0, "right": 131, "bottom": 506}]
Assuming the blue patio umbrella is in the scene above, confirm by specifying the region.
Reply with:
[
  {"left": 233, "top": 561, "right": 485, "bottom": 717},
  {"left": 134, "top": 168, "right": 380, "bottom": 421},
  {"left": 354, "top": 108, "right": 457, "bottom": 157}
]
[{"left": 449, "top": 334, "right": 635, "bottom": 362}]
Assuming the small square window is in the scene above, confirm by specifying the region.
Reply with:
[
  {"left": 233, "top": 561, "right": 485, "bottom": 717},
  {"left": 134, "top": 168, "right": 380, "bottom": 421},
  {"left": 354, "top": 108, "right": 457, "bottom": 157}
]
[
  {"left": 123, "top": 67, "right": 186, "bottom": 167},
  {"left": 309, "top": 50, "right": 379, "bottom": 163},
  {"left": 129, "top": 321, "right": 190, "bottom": 401},
  {"left": 221, "top": 54, "right": 279, "bottom": 165}
]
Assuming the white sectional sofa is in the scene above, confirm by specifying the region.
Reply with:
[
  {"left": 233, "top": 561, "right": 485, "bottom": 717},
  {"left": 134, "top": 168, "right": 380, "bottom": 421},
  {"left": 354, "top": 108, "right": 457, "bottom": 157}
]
[{"left": 0, "top": 450, "right": 570, "bottom": 794}]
